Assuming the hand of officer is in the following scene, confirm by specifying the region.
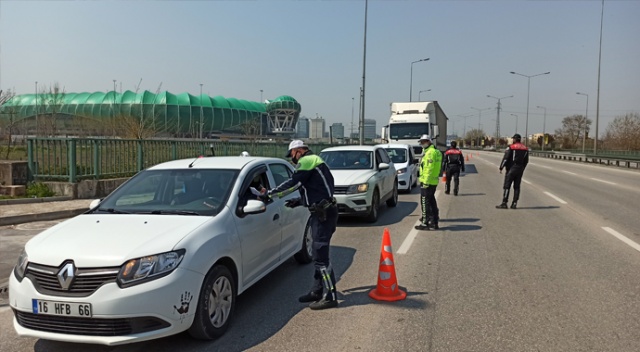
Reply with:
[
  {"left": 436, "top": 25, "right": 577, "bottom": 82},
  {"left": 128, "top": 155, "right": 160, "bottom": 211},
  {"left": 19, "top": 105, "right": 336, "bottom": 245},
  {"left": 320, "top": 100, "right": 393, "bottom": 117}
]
[
  {"left": 285, "top": 198, "right": 302, "bottom": 208},
  {"left": 498, "top": 167, "right": 503, "bottom": 174},
  {"left": 462, "top": 167, "right": 466, "bottom": 172}
]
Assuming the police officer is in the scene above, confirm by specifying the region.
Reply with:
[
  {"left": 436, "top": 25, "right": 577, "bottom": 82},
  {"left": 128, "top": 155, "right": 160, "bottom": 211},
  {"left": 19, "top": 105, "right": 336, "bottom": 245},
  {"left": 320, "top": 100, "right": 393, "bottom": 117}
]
[
  {"left": 415, "top": 135, "right": 442, "bottom": 231},
  {"left": 442, "top": 141, "right": 465, "bottom": 196},
  {"left": 496, "top": 134, "right": 529, "bottom": 209},
  {"left": 267, "top": 140, "right": 339, "bottom": 310}
]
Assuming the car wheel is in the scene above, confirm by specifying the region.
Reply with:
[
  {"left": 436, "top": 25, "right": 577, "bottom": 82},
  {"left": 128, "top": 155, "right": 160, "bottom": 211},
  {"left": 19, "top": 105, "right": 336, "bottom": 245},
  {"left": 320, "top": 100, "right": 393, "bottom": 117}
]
[
  {"left": 188, "top": 265, "right": 236, "bottom": 340},
  {"left": 366, "top": 189, "right": 379, "bottom": 223},
  {"left": 386, "top": 182, "right": 398, "bottom": 207},
  {"left": 294, "top": 218, "right": 313, "bottom": 264}
]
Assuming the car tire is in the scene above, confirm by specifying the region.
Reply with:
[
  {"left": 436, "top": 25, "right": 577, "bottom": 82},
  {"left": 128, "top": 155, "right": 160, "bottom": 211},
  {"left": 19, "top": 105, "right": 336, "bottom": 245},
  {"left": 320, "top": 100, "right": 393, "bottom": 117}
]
[
  {"left": 188, "top": 265, "right": 236, "bottom": 340},
  {"left": 294, "top": 218, "right": 313, "bottom": 264},
  {"left": 366, "top": 189, "right": 379, "bottom": 223},
  {"left": 386, "top": 182, "right": 398, "bottom": 207}
]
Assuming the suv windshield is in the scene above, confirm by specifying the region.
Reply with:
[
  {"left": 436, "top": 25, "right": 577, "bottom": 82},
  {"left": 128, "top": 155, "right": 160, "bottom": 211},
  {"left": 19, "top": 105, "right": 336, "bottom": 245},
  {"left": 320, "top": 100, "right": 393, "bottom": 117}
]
[
  {"left": 94, "top": 169, "right": 238, "bottom": 216},
  {"left": 385, "top": 148, "right": 408, "bottom": 164},
  {"left": 320, "top": 150, "right": 373, "bottom": 170}
]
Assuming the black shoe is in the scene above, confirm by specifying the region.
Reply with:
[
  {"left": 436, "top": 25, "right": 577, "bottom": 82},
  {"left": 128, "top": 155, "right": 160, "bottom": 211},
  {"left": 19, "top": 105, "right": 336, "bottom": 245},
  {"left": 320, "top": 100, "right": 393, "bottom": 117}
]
[
  {"left": 415, "top": 224, "right": 430, "bottom": 231},
  {"left": 496, "top": 203, "right": 508, "bottom": 209},
  {"left": 454, "top": 192, "right": 458, "bottom": 196},
  {"left": 444, "top": 191, "right": 450, "bottom": 195},
  {"left": 309, "top": 297, "right": 338, "bottom": 310},
  {"left": 428, "top": 223, "right": 439, "bottom": 231},
  {"left": 510, "top": 202, "right": 517, "bottom": 209},
  {"left": 298, "top": 291, "right": 322, "bottom": 303}
]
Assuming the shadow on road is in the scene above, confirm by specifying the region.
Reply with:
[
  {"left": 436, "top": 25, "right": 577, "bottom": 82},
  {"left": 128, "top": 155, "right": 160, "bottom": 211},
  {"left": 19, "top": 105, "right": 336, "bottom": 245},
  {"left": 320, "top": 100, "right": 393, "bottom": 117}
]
[
  {"left": 439, "top": 218, "right": 480, "bottom": 223},
  {"left": 456, "top": 193, "right": 486, "bottom": 197},
  {"left": 514, "top": 206, "right": 561, "bottom": 210},
  {"left": 441, "top": 224, "right": 483, "bottom": 232},
  {"left": 337, "top": 200, "right": 418, "bottom": 228},
  {"left": 33, "top": 246, "right": 357, "bottom": 352},
  {"left": 339, "top": 285, "right": 428, "bottom": 309}
]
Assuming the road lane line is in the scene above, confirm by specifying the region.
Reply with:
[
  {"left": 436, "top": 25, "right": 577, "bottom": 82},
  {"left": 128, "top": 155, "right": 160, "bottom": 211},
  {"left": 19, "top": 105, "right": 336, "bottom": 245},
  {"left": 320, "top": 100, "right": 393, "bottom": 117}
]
[
  {"left": 591, "top": 177, "right": 616, "bottom": 185},
  {"left": 544, "top": 192, "right": 567, "bottom": 204},
  {"left": 522, "top": 179, "right": 532, "bottom": 185},
  {"left": 539, "top": 165, "right": 552, "bottom": 169},
  {"left": 562, "top": 171, "right": 578, "bottom": 175},
  {"left": 397, "top": 191, "right": 440, "bottom": 255},
  {"left": 602, "top": 227, "right": 640, "bottom": 253}
]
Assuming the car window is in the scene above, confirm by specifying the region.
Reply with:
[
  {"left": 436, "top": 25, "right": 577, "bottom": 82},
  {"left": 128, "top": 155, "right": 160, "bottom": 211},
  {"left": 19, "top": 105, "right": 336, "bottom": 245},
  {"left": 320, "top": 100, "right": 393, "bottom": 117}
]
[
  {"left": 384, "top": 148, "right": 406, "bottom": 163},
  {"left": 319, "top": 150, "right": 373, "bottom": 170},
  {"left": 237, "top": 166, "right": 271, "bottom": 212},
  {"left": 269, "top": 163, "right": 292, "bottom": 187}
]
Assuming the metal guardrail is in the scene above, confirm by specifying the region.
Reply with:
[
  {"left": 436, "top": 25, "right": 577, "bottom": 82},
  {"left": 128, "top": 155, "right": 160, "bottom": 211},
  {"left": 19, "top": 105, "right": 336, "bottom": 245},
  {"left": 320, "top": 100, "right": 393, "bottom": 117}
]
[
  {"left": 26, "top": 138, "right": 336, "bottom": 182},
  {"left": 529, "top": 151, "right": 640, "bottom": 169}
]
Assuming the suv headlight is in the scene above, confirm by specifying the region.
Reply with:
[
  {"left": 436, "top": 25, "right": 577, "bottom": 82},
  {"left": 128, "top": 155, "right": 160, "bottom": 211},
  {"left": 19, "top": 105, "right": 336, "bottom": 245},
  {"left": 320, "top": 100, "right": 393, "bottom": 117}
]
[
  {"left": 397, "top": 168, "right": 407, "bottom": 174},
  {"left": 14, "top": 249, "right": 29, "bottom": 281},
  {"left": 346, "top": 183, "right": 368, "bottom": 194},
  {"left": 117, "top": 249, "right": 185, "bottom": 287}
]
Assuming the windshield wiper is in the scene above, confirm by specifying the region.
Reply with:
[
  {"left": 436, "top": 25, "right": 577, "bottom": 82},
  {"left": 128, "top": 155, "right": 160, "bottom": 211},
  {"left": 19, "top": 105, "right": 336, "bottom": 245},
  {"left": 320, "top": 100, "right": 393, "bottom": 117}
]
[
  {"left": 96, "top": 208, "right": 131, "bottom": 214},
  {"left": 144, "top": 210, "right": 201, "bottom": 215}
]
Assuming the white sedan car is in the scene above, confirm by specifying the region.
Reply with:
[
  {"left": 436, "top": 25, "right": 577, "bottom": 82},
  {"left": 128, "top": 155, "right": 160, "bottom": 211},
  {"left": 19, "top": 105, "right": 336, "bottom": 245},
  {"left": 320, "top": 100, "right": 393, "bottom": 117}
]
[{"left": 9, "top": 156, "right": 312, "bottom": 345}]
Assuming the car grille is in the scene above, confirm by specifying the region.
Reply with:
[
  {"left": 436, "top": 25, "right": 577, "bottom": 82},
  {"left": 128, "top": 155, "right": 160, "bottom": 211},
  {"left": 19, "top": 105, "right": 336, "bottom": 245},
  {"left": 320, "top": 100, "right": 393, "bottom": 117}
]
[
  {"left": 334, "top": 186, "right": 348, "bottom": 195},
  {"left": 14, "top": 309, "right": 171, "bottom": 336},
  {"left": 26, "top": 262, "right": 120, "bottom": 297}
]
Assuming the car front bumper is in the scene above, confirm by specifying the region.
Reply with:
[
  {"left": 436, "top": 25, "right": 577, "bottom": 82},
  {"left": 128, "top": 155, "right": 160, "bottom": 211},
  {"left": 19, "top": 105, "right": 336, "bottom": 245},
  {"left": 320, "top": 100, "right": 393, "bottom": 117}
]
[
  {"left": 396, "top": 172, "right": 412, "bottom": 190},
  {"left": 334, "top": 193, "right": 372, "bottom": 216},
  {"left": 9, "top": 267, "right": 204, "bottom": 346}
]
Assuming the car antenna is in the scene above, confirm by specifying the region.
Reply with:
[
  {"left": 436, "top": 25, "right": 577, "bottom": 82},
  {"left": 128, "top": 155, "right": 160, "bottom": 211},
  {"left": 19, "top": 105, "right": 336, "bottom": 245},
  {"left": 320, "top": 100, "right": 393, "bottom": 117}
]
[{"left": 188, "top": 155, "right": 204, "bottom": 168}]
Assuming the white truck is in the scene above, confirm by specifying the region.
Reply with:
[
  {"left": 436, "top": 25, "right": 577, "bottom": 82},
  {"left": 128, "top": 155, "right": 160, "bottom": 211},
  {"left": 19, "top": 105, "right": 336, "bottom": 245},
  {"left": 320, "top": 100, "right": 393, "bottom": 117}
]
[{"left": 383, "top": 101, "right": 449, "bottom": 160}]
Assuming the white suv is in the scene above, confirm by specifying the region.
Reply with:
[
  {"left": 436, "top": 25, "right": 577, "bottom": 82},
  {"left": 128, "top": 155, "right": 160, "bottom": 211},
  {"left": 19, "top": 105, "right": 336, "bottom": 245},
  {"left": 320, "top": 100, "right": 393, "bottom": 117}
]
[
  {"left": 319, "top": 146, "right": 398, "bottom": 222},
  {"left": 377, "top": 143, "right": 419, "bottom": 193}
]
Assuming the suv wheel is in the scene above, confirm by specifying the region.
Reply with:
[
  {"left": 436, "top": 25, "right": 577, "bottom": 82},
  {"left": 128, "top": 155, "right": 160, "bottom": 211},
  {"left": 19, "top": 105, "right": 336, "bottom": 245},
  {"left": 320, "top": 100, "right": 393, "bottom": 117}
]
[
  {"left": 294, "top": 218, "right": 313, "bottom": 264},
  {"left": 366, "top": 189, "right": 379, "bottom": 223},
  {"left": 386, "top": 182, "right": 398, "bottom": 207}
]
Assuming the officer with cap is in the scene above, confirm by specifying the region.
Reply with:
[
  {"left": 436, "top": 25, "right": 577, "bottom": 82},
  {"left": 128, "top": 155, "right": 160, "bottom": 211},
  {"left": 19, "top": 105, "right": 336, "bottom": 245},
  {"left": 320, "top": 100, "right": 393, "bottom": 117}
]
[
  {"left": 442, "top": 140, "right": 465, "bottom": 196},
  {"left": 267, "top": 140, "right": 339, "bottom": 310},
  {"left": 415, "top": 134, "right": 442, "bottom": 230},
  {"left": 497, "top": 133, "right": 529, "bottom": 209}
]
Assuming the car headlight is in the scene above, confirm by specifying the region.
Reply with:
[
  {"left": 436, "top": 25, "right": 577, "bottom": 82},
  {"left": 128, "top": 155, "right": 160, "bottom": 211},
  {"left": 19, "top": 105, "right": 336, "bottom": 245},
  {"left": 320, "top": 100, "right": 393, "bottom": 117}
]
[
  {"left": 117, "top": 249, "right": 185, "bottom": 287},
  {"left": 397, "top": 168, "right": 407, "bottom": 174},
  {"left": 14, "top": 249, "right": 29, "bottom": 281},
  {"left": 346, "top": 183, "right": 368, "bottom": 194}
]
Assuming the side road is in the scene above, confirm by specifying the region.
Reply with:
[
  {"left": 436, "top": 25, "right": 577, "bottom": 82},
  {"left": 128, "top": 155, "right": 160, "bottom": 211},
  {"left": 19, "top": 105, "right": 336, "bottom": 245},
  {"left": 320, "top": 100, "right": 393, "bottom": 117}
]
[{"left": 0, "top": 198, "right": 92, "bottom": 226}]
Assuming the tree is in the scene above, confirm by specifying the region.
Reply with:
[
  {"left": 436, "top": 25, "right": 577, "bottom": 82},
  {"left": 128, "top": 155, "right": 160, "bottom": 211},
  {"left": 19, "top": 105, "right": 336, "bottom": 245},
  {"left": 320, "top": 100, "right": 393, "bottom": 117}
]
[
  {"left": 604, "top": 112, "right": 640, "bottom": 150},
  {"left": 39, "top": 82, "right": 66, "bottom": 136},
  {"left": 0, "top": 89, "right": 18, "bottom": 158},
  {"left": 464, "top": 128, "right": 486, "bottom": 147},
  {"left": 536, "top": 134, "right": 555, "bottom": 148},
  {"left": 554, "top": 114, "right": 591, "bottom": 149}
]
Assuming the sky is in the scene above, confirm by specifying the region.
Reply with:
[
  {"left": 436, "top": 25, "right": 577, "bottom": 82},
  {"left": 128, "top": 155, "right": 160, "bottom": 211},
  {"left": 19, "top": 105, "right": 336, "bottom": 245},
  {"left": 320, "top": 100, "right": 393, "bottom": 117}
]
[{"left": 1, "top": 0, "right": 639, "bottom": 138}]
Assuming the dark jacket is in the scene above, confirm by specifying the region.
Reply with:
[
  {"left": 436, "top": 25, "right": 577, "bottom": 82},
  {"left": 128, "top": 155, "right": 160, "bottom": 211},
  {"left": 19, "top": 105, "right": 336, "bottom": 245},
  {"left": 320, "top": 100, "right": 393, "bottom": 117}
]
[
  {"left": 499, "top": 143, "right": 529, "bottom": 171},
  {"left": 443, "top": 148, "right": 465, "bottom": 171},
  {"left": 270, "top": 151, "right": 334, "bottom": 207}
]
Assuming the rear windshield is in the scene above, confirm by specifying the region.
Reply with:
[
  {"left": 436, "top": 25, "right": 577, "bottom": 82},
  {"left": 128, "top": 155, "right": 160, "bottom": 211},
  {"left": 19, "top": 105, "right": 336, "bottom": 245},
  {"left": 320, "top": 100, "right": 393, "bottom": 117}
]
[{"left": 385, "top": 148, "right": 408, "bottom": 164}]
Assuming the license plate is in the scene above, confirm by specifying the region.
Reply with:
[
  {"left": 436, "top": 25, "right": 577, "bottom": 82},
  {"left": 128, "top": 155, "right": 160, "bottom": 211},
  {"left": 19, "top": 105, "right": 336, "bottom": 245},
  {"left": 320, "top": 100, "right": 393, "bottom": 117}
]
[{"left": 32, "top": 299, "right": 92, "bottom": 317}]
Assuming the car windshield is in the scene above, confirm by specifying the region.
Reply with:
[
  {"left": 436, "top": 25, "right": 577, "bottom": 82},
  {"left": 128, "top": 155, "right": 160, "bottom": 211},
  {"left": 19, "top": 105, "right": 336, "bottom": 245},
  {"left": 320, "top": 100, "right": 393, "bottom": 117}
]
[
  {"left": 94, "top": 169, "right": 238, "bottom": 216},
  {"left": 389, "top": 123, "right": 429, "bottom": 139},
  {"left": 385, "top": 148, "right": 408, "bottom": 164},
  {"left": 320, "top": 150, "right": 373, "bottom": 170}
]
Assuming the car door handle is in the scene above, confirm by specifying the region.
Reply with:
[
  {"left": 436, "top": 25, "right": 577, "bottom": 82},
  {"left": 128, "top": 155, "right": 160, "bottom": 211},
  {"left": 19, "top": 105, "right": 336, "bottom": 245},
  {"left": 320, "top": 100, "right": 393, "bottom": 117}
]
[{"left": 273, "top": 214, "right": 280, "bottom": 221}]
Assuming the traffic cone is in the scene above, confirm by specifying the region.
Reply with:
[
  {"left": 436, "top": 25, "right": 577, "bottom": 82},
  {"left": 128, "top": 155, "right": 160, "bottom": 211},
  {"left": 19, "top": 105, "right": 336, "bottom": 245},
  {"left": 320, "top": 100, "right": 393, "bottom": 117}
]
[
  {"left": 369, "top": 228, "right": 407, "bottom": 302},
  {"left": 441, "top": 171, "right": 447, "bottom": 183},
  {"left": 465, "top": 155, "right": 469, "bottom": 162}
]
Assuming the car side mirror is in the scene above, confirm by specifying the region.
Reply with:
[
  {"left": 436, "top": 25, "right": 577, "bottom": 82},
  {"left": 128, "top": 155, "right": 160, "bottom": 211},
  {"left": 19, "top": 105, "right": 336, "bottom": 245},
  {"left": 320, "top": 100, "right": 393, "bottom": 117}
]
[
  {"left": 89, "top": 199, "right": 102, "bottom": 210},
  {"left": 243, "top": 199, "right": 266, "bottom": 215},
  {"left": 378, "top": 162, "right": 390, "bottom": 171}
]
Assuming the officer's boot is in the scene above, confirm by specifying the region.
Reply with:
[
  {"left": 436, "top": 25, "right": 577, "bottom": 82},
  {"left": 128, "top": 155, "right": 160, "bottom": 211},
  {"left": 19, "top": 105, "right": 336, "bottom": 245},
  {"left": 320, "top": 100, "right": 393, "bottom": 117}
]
[
  {"left": 298, "top": 272, "right": 323, "bottom": 303},
  {"left": 453, "top": 179, "right": 459, "bottom": 196},
  {"left": 496, "top": 189, "right": 509, "bottom": 209},
  {"left": 511, "top": 189, "right": 520, "bottom": 209},
  {"left": 309, "top": 267, "right": 338, "bottom": 310}
]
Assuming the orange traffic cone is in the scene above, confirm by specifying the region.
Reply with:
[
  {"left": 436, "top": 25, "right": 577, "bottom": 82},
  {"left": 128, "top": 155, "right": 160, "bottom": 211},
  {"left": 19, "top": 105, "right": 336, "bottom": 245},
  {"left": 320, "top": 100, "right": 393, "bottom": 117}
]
[
  {"left": 369, "top": 228, "right": 407, "bottom": 302},
  {"left": 441, "top": 171, "right": 447, "bottom": 183},
  {"left": 465, "top": 155, "right": 469, "bottom": 162}
]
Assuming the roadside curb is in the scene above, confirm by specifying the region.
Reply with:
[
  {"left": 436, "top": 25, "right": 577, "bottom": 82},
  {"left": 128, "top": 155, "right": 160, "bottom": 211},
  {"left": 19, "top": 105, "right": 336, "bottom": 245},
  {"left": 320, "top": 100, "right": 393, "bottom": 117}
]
[
  {"left": 0, "top": 208, "right": 86, "bottom": 227},
  {"left": 0, "top": 196, "right": 72, "bottom": 206}
]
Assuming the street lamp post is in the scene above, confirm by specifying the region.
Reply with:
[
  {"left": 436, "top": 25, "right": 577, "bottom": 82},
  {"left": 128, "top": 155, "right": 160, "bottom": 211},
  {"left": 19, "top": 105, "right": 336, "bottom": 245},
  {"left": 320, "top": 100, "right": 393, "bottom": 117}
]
[
  {"left": 594, "top": 0, "right": 604, "bottom": 155},
  {"left": 487, "top": 95, "right": 513, "bottom": 147},
  {"left": 510, "top": 71, "right": 550, "bottom": 147},
  {"left": 260, "top": 89, "right": 263, "bottom": 102},
  {"left": 359, "top": 0, "right": 368, "bottom": 145},
  {"left": 351, "top": 97, "right": 355, "bottom": 141},
  {"left": 409, "top": 58, "right": 429, "bottom": 102},
  {"left": 471, "top": 107, "right": 491, "bottom": 147},
  {"left": 536, "top": 106, "right": 547, "bottom": 151},
  {"left": 576, "top": 92, "right": 589, "bottom": 153},
  {"left": 113, "top": 80, "right": 117, "bottom": 136},
  {"left": 510, "top": 113, "right": 519, "bottom": 134},
  {"left": 199, "top": 84, "right": 204, "bottom": 139},
  {"left": 418, "top": 89, "right": 431, "bottom": 101},
  {"left": 34, "top": 81, "right": 38, "bottom": 137}
]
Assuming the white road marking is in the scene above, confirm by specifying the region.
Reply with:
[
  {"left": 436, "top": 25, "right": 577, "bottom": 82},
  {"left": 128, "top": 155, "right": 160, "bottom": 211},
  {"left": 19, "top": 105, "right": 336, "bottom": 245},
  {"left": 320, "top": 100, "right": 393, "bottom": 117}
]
[
  {"left": 591, "top": 177, "right": 616, "bottom": 185},
  {"left": 562, "top": 171, "right": 578, "bottom": 175},
  {"left": 522, "top": 179, "right": 532, "bottom": 185},
  {"left": 602, "top": 227, "right": 640, "bottom": 253},
  {"left": 544, "top": 191, "right": 567, "bottom": 204},
  {"left": 539, "top": 165, "right": 552, "bottom": 169},
  {"left": 397, "top": 190, "right": 440, "bottom": 255}
]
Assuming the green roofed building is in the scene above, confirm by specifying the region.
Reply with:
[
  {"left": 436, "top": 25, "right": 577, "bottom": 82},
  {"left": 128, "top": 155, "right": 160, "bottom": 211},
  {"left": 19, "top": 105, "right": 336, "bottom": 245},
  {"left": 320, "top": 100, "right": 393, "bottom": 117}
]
[{"left": 0, "top": 90, "right": 301, "bottom": 137}]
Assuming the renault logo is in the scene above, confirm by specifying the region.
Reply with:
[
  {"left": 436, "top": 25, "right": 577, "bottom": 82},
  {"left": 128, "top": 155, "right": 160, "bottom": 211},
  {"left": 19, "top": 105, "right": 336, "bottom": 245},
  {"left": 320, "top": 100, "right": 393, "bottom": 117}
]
[{"left": 57, "top": 263, "right": 75, "bottom": 290}]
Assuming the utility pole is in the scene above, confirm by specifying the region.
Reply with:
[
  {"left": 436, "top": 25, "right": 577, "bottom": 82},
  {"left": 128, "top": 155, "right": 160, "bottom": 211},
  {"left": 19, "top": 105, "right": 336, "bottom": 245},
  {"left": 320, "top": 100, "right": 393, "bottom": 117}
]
[
  {"left": 471, "top": 107, "right": 491, "bottom": 147},
  {"left": 359, "top": 0, "right": 368, "bottom": 145},
  {"left": 594, "top": 0, "right": 604, "bottom": 155},
  {"left": 487, "top": 95, "right": 513, "bottom": 146}
]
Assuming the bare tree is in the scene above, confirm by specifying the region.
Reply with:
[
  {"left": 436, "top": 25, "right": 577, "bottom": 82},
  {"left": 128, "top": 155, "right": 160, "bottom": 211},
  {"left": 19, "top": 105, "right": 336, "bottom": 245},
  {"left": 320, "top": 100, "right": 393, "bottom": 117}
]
[
  {"left": 464, "top": 128, "right": 486, "bottom": 147},
  {"left": 0, "top": 89, "right": 18, "bottom": 158},
  {"left": 39, "top": 82, "right": 66, "bottom": 136},
  {"left": 554, "top": 114, "right": 591, "bottom": 149},
  {"left": 604, "top": 112, "right": 640, "bottom": 150}
]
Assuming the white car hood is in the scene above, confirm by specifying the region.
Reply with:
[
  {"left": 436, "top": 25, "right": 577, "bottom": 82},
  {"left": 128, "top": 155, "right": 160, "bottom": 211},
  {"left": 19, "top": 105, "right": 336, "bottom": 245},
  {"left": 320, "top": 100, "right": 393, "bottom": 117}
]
[
  {"left": 331, "top": 169, "right": 376, "bottom": 186},
  {"left": 25, "top": 214, "right": 211, "bottom": 267}
]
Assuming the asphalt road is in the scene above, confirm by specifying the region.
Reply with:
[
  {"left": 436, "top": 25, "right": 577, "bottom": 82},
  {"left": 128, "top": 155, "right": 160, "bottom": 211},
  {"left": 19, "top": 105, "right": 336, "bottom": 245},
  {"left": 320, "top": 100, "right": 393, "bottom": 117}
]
[{"left": 1, "top": 152, "right": 639, "bottom": 352}]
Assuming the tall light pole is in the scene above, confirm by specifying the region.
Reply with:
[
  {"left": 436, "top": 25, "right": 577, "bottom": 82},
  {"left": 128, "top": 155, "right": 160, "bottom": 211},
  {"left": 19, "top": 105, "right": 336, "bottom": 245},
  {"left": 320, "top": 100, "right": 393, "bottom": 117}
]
[
  {"left": 418, "top": 89, "right": 431, "bottom": 101},
  {"left": 510, "top": 71, "right": 550, "bottom": 147},
  {"left": 199, "top": 83, "right": 204, "bottom": 139},
  {"left": 456, "top": 114, "right": 473, "bottom": 140},
  {"left": 34, "top": 81, "right": 38, "bottom": 137},
  {"left": 351, "top": 97, "right": 355, "bottom": 140},
  {"left": 471, "top": 106, "right": 491, "bottom": 147},
  {"left": 487, "top": 95, "right": 513, "bottom": 146},
  {"left": 536, "top": 106, "right": 547, "bottom": 151},
  {"left": 576, "top": 92, "right": 589, "bottom": 153},
  {"left": 260, "top": 89, "right": 263, "bottom": 102},
  {"left": 359, "top": 0, "right": 368, "bottom": 145},
  {"left": 409, "top": 58, "right": 429, "bottom": 102},
  {"left": 594, "top": 0, "right": 604, "bottom": 154},
  {"left": 510, "top": 113, "right": 519, "bottom": 134}
]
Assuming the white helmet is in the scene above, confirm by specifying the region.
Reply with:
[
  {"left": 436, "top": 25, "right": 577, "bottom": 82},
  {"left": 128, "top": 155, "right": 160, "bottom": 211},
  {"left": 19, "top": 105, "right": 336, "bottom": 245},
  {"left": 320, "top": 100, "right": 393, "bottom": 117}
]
[{"left": 240, "top": 151, "right": 250, "bottom": 157}]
